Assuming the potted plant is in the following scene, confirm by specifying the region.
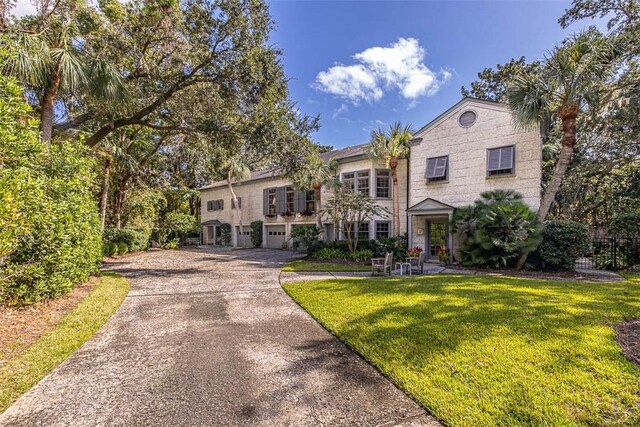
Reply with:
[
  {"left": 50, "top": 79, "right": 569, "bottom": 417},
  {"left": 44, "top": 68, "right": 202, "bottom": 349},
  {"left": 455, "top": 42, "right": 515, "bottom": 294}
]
[
  {"left": 436, "top": 246, "right": 450, "bottom": 266},
  {"left": 406, "top": 246, "right": 423, "bottom": 258}
]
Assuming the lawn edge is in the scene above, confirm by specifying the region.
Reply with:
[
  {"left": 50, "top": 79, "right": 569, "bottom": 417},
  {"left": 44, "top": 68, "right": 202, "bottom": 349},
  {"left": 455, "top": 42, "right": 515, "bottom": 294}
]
[
  {"left": 282, "top": 259, "right": 371, "bottom": 273},
  {"left": 0, "top": 271, "right": 130, "bottom": 414},
  {"left": 279, "top": 277, "right": 446, "bottom": 426}
]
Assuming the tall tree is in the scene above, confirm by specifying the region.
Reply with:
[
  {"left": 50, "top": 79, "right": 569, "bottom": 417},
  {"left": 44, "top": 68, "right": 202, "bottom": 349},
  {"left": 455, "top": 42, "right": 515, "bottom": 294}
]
[
  {"left": 2, "top": 0, "right": 125, "bottom": 142},
  {"left": 290, "top": 150, "right": 339, "bottom": 234},
  {"left": 461, "top": 57, "right": 540, "bottom": 102},
  {"left": 367, "top": 122, "right": 413, "bottom": 237},
  {"left": 506, "top": 29, "right": 619, "bottom": 223},
  {"left": 222, "top": 156, "right": 250, "bottom": 248}
]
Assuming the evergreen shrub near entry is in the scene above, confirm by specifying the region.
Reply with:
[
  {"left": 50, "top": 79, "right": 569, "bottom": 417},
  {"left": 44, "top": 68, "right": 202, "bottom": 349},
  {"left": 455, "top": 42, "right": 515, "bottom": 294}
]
[
  {"left": 452, "top": 190, "right": 542, "bottom": 268},
  {"left": 0, "top": 78, "right": 101, "bottom": 306},
  {"left": 250, "top": 221, "right": 263, "bottom": 247}
]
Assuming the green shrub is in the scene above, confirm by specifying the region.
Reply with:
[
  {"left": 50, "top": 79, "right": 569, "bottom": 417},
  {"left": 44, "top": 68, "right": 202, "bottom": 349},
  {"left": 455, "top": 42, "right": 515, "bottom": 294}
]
[
  {"left": 158, "top": 213, "right": 197, "bottom": 244},
  {"left": 452, "top": 190, "right": 542, "bottom": 268},
  {"left": 534, "top": 220, "right": 590, "bottom": 271},
  {"left": 0, "top": 77, "right": 101, "bottom": 306},
  {"left": 116, "top": 243, "right": 128, "bottom": 255},
  {"left": 162, "top": 238, "right": 180, "bottom": 250},
  {"left": 250, "top": 221, "right": 263, "bottom": 247},
  {"left": 608, "top": 210, "right": 640, "bottom": 237},
  {"left": 314, "top": 248, "right": 347, "bottom": 260},
  {"left": 308, "top": 240, "right": 328, "bottom": 256},
  {"left": 374, "top": 236, "right": 407, "bottom": 260},
  {"left": 291, "top": 225, "right": 320, "bottom": 252},
  {"left": 347, "top": 249, "right": 374, "bottom": 262},
  {"left": 220, "top": 223, "right": 232, "bottom": 246},
  {"left": 103, "top": 227, "right": 150, "bottom": 253},
  {"left": 102, "top": 242, "right": 118, "bottom": 257}
]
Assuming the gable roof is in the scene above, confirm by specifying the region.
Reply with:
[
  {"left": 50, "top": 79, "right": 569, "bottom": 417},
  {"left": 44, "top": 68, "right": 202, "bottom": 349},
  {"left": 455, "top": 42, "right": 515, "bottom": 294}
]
[
  {"left": 200, "top": 142, "right": 370, "bottom": 190},
  {"left": 412, "top": 97, "right": 508, "bottom": 139},
  {"left": 406, "top": 197, "right": 455, "bottom": 213}
]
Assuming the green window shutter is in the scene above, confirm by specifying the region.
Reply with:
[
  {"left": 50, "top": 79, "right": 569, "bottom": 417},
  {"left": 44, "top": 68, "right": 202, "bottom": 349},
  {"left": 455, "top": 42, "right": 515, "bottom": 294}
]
[
  {"left": 263, "top": 189, "right": 269, "bottom": 215},
  {"left": 276, "top": 187, "right": 286, "bottom": 213}
]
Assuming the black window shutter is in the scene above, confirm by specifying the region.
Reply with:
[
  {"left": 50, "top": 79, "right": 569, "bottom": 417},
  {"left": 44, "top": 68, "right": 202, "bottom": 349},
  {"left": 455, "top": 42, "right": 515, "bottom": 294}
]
[{"left": 276, "top": 187, "right": 286, "bottom": 213}]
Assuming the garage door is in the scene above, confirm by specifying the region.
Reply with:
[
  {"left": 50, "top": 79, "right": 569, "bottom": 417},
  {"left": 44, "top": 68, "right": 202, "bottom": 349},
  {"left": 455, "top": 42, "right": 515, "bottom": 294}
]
[{"left": 265, "top": 225, "right": 286, "bottom": 249}]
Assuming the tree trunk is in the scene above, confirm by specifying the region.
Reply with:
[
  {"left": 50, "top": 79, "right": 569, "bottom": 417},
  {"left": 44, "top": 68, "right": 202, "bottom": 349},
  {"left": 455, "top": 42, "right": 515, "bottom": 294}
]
[
  {"left": 389, "top": 158, "right": 400, "bottom": 236},
  {"left": 40, "top": 68, "right": 61, "bottom": 143},
  {"left": 99, "top": 157, "right": 112, "bottom": 231},
  {"left": 516, "top": 106, "right": 578, "bottom": 269},
  {"left": 227, "top": 170, "right": 243, "bottom": 248},
  {"left": 113, "top": 177, "right": 130, "bottom": 229}
]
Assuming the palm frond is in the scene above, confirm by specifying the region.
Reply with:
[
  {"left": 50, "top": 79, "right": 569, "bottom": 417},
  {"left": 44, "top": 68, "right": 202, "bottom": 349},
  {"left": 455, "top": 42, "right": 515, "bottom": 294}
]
[{"left": 0, "top": 32, "right": 51, "bottom": 87}]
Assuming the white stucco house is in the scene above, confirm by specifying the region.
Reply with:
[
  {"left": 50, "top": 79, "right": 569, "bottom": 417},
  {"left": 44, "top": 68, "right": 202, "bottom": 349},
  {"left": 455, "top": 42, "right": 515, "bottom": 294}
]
[{"left": 199, "top": 98, "right": 542, "bottom": 260}]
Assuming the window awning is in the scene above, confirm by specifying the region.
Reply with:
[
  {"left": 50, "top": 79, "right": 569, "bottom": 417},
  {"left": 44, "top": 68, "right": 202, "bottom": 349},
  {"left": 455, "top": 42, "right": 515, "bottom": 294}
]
[{"left": 201, "top": 220, "right": 222, "bottom": 226}]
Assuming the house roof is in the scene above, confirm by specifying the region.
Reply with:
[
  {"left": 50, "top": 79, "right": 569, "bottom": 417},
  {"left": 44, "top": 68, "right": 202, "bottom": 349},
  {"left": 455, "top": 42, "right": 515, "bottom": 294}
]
[
  {"left": 406, "top": 197, "right": 455, "bottom": 213},
  {"left": 199, "top": 142, "right": 370, "bottom": 190}
]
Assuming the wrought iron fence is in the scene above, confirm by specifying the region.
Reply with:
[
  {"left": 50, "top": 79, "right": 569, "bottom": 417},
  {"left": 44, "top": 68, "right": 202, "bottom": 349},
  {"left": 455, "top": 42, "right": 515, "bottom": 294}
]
[{"left": 576, "top": 237, "right": 640, "bottom": 271}]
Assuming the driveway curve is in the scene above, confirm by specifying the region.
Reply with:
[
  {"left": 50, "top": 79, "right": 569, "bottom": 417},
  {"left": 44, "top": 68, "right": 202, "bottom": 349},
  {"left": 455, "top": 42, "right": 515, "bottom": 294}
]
[{"left": 0, "top": 248, "right": 439, "bottom": 427}]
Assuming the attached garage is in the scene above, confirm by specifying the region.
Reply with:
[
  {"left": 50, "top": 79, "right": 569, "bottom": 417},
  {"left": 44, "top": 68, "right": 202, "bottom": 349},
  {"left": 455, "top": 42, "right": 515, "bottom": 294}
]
[{"left": 265, "top": 225, "right": 286, "bottom": 249}]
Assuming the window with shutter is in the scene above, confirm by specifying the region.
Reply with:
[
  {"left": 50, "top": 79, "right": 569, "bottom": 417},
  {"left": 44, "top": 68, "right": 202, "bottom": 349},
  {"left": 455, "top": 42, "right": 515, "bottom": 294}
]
[
  {"left": 305, "top": 190, "right": 316, "bottom": 212},
  {"left": 207, "top": 200, "right": 214, "bottom": 211},
  {"left": 487, "top": 146, "right": 515, "bottom": 176},
  {"left": 425, "top": 156, "right": 449, "bottom": 182},
  {"left": 267, "top": 189, "right": 277, "bottom": 215},
  {"left": 285, "top": 186, "right": 295, "bottom": 213}
]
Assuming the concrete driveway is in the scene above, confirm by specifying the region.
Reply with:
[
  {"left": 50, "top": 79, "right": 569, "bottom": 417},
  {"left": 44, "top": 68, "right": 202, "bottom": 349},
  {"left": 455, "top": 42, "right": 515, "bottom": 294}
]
[{"left": 0, "top": 248, "right": 439, "bottom": 426}]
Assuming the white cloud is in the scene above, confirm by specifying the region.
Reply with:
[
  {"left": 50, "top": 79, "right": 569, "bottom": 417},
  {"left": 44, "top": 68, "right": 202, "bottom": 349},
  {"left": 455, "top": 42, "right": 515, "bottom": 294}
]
[
  {"left": 332, "top": 103, "right": 349, "bottom": 119},
  {"left": 313, "top": 38, "right": 450, "bottom": 105}
]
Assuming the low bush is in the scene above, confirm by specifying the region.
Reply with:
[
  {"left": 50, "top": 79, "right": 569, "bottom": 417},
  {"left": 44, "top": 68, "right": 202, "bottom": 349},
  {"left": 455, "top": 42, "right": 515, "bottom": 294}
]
[
  {"left": 103, "top": 228, "right": 150, "bottom": 253},
  {"left": 314, "top": 248, "right": 347, "bottom": 260},
  {"left": 373, "top": 235, "right": 407, "bottom": 260},
  {"left": 307, "top": 240, "right": 328, "bottom": 256},
  {"left": 162, "top": 238, "right": 180, "bottom": 250},
  {"left": 347, "top": 249, "right": 373, "bottom": 262},
  {"left": 534, "top": 220, "right": 590, "bottom": 271},
  {"left": 158, "top": 213, "right": 198, "bottom": 245},
  {"left": 452, "top": 190, "right": 542, "bottom": 268},
  {"left": 291, "top": 225, "right": 320, "bottom": 252},
  {"left": 102, "top": 242, "right": 117, "bottom": 257},
  {"left": 250, "top": 221, "right": 263, "bottom": 247},
  {"left": 116, "top": 243, "right": 129, "bottom": 255}
]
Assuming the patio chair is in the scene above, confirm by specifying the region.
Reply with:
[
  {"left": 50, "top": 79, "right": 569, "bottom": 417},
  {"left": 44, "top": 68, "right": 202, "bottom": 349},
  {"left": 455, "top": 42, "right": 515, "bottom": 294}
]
[
  {"left": 371, "top": 252, "right": 393, "bottom": 276},
  {"left": 411, "top": 251, "right": 427, "bottom": 274}
]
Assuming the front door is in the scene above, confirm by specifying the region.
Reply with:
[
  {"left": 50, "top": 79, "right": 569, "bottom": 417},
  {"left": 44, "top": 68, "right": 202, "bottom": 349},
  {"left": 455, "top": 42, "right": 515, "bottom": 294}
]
[
  {"left": 207, "top": 226, "right": 215, "bottom": 245},
  {"left": 426, "top": 220, "right": 448, "bottom": 260}
]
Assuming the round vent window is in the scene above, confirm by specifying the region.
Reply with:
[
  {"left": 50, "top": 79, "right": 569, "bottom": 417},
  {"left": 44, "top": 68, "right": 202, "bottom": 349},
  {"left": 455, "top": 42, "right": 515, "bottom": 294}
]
[{"left": 458, "top": 110, "right": 477, "bottom": 127}]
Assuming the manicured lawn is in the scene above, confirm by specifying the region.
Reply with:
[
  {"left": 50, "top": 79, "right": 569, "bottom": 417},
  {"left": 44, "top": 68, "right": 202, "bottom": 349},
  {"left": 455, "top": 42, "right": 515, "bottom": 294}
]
[
  {"left": 0, "top": 272, "right": 129, "bottom": 413},
  {"left": 282, "top": 259, "right": 371, "bottom": 272},
  {"left": 283, "top": 274, "right": 640, "bottom": 426}
]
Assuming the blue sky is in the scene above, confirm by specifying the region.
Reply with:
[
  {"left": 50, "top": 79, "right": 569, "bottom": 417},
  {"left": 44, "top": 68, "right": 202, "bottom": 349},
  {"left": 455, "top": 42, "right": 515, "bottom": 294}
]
[{"left": 267, "top": 0, "right": 601, "bottom": 149}]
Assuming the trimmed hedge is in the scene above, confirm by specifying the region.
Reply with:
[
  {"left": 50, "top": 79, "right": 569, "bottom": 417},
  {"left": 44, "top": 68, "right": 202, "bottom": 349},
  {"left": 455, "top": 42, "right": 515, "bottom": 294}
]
[
  {"left": 103, "top": 228, "right": 150, "bottom": 253},
  {"left": 535, "top": 220, "right": 590, "bottom": 271}
]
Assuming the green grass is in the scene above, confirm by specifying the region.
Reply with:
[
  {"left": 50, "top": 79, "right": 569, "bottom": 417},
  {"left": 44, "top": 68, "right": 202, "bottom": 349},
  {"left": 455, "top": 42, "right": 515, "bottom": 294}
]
[
  {"left": 283, "top": 274, "right": 640, "bottom": 427},
  {"left": 282, "top": 259, "right": 371, "bottom": 272},
  {"left": 0, "top": 272, "right": 129, "bottom": 413}
]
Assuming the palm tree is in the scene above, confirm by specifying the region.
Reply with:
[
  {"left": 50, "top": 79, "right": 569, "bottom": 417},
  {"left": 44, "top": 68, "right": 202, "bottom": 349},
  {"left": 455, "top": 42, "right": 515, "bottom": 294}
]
[
  {"left": 507, "top": 29, "right": 617, "bottom": 222},
  {"left": 223, "top": 157, "right": 251, "bottom": 248},
  {"left": 291, "top": 152, "right": 339, "bottom": 234},
  {"left": 3, "top": 13, "right": 125, "bottom": 142},
  {"left": 367, "top": 122, "right": 413, "bottom": 236},
  {"left": 507, "top": 29, "right": 618, "bottom": 268}
]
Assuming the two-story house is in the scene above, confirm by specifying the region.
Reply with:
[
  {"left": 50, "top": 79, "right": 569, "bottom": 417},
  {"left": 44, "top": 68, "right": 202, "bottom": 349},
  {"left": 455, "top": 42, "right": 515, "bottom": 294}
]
[{"left": 200, "top": 98, "right": 542, "bottom": 259}]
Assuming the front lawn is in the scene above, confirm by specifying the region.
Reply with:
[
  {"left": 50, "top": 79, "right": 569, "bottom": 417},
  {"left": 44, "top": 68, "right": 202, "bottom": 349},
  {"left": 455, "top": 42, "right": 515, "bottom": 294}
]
[
  {"left": 283, "top": 274, "right": 640, "bottom": 426},
  {"left": 0, "top": 272, "right": 129, "bottom": 413},
  {"left": 282, "top": 259, "right": 371, "bottom": 272}
]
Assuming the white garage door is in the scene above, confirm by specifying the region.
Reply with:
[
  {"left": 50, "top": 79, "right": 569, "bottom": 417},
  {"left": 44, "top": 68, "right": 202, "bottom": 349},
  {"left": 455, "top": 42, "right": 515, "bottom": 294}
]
[{"left": 265, "top": 225, "right": 286, "bottom": 249}]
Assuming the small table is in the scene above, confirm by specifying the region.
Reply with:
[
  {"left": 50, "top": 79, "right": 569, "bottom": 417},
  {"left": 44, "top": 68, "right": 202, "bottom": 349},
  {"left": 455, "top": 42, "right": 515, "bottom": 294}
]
[{"left": 395, "top": 262, "right": 412, "bottom": 275}]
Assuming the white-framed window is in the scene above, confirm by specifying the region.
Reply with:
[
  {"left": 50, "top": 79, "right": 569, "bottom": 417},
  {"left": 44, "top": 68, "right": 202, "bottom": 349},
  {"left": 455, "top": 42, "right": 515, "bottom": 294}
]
[
  {"left": 426, "top": 156, "right": 449, "bottom": 183},
  {"left": 357, "top": 222, "right": 370, "bottom": 240},
  {"left": 487, "top": 145, "right": 515, "bottom": 176},
  {"left": 305, "top": 190, "right": 316, "bottom": 212},
  {"left": 342, "top": 171, "right": 370, "bottom": 196},
  {"left": 286, "top": 186, "right": 295, "bottom": 212},
  {"left": 375, "top": 222, "right": 390, "bottom": 239},
  {"left": 268, "top": 189, "right": 277, "bottom": 215},
  {"left": 375, "top": 170, "right": 391, "bottom": 198}
]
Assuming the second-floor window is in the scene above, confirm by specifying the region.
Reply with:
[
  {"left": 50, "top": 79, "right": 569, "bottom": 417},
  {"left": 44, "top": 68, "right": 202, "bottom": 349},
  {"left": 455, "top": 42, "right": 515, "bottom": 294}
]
[
  {"left": 305, "top": 190, "right": 316, "bottom": 212},
  {"left": 342, "top": 171, "right": 370, "bottom": 196},
  {"left": 286, "top": 186, "right": 295, "bottom": 212},
  {"left": 268, "top": 189, "right": 277, "bottom": 215},
  {"left": 207, "top": 199, "right": 224, "bottom": 211},
  {"left": 487, "top": 145, "right": 515, "bottom": 176},
  {"left": 426, "top": 156, "right": 449, "bottom": 183},
  {"left": 376, "top": 170, "right": 391, "bottom": 198}
]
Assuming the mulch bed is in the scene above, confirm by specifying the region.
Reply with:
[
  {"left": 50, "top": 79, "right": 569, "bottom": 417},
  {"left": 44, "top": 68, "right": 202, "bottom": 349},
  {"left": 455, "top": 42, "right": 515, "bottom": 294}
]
[
  {"left": 0, "top": 278, "right": 98, "bottom": 367},
  {"left": 616, "top": 320, "right": 640, "bottom": 367}
]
